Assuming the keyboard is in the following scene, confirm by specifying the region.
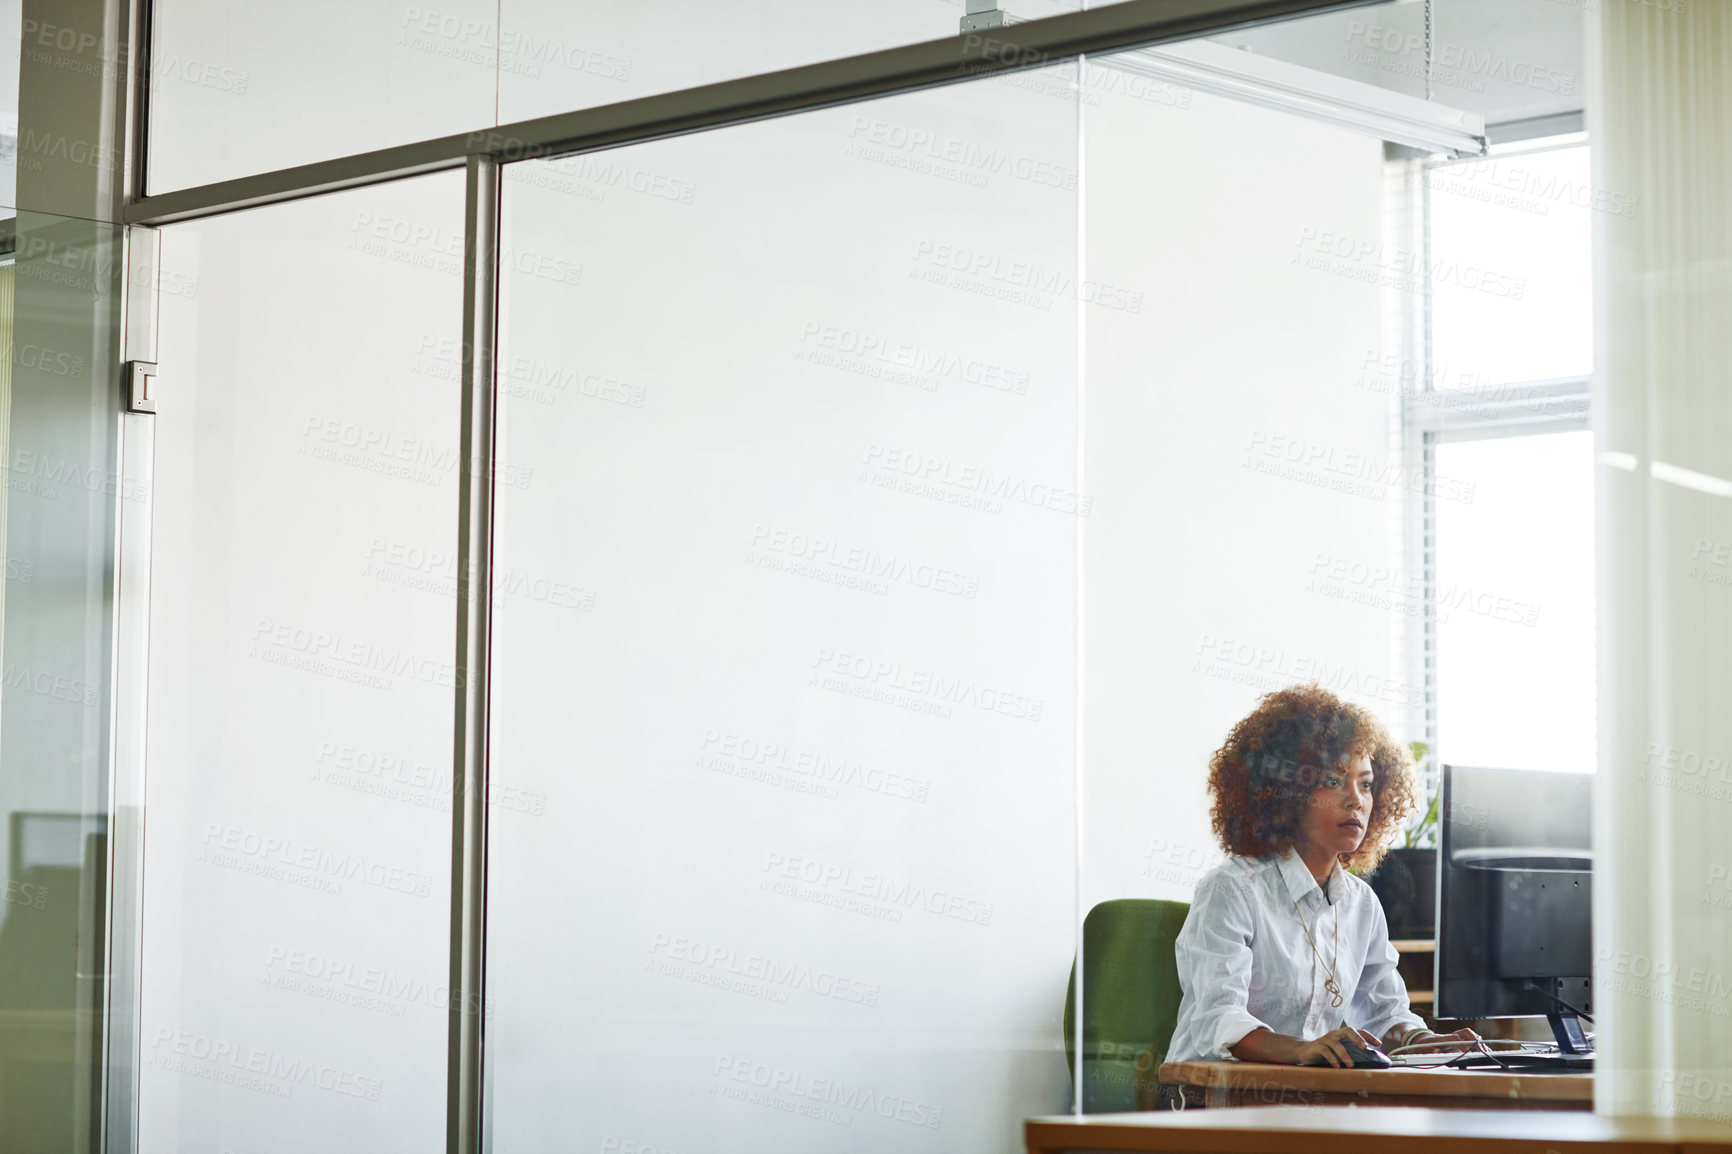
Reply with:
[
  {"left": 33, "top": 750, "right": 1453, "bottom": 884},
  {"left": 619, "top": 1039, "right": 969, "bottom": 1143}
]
[
  {"left": 1387, "top": 1052, "right": 1463, "bottom": 1066},
  {"left": 1386, "top": 1050, "right": 1593, "bottom": 1071}
]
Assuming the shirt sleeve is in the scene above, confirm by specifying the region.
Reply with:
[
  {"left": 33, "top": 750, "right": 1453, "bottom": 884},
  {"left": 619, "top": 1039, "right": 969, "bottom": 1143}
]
[
  {"left": 1174, "top": 871, "right": 1271, "bottom": 1060},
  {"left": 1348, "top": 894, "right": 1425, "bottom": 1043}
]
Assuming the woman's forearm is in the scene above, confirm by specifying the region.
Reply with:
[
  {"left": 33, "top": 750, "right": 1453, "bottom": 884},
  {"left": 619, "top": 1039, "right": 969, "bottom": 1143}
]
[{"left": 1227, "top": 1027, "right": 1310, "bottom": 1065}]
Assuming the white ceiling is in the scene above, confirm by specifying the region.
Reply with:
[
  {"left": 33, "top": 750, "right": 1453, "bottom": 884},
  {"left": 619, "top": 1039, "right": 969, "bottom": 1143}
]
[{"left": 1211, "top": 0, "right": 1587, "bottom": 127}]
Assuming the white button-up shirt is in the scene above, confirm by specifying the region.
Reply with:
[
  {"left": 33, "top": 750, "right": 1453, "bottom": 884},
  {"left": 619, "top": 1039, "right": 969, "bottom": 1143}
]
[{"left": 1167, "top": 848, "right": 1423, "bottom": 1062}]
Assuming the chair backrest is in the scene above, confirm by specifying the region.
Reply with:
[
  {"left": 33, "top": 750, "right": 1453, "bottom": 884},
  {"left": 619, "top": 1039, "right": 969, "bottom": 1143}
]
[{"left": 1062, "top": 898, "right": 1191, "bottom": 1113}]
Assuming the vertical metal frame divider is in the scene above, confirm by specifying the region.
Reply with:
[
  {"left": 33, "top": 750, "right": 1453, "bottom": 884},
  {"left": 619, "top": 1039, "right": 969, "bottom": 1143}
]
[
  {"left": 449, "top": 155, "right": 500, "bottom": 1154},
  {"left": 1070, "top": 51, "right": 1089, "bottom": 1119},
  {"left": 103, "top": 223, "right": 161, "bottom": 1154},
  {"left": 97, "top": 2, "right": 1399, "bottom": 1151},
  {"left": 108, "top": 6, "right": 158, "bottom": 1149}
]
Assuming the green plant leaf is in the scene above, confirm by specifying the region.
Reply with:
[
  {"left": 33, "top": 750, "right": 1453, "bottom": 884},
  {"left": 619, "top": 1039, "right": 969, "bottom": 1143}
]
[
  {"left": 1404, "top": 788, "right": 1441, "bottom": 850},
  {"left": 1402, "top": 740, "right": 1439, "bottom": 849}
]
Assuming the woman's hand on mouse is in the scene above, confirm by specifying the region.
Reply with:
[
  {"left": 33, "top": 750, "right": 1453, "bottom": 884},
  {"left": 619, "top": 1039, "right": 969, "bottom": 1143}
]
[
  {"left": 1228, "top": 1025, "right": 1379, "bottom": 1066},
  {"left": 1295, "top": 1025, "right": 1383, "bottom": 1068}
]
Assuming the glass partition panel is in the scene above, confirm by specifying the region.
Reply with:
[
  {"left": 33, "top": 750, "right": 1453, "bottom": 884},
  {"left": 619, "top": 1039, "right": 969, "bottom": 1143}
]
[
  {"left": 0, "top": 209, "right": 125, "bottom": 1154},
  {"left": 139, "top": 173, "right": 464, "bottom": 1151},
  {"left": 1075, "top": 26, "right": 1600, "bottom": 1093},
  {"left": 1077, "top": 41, "right": 1417, "bottom": 1102},
  {"left": 486, "top": 64, "right": 1080, "bottom": 1153},
  {"left": 1079, "top": 45, "right": 1402, "bottom": 907}
]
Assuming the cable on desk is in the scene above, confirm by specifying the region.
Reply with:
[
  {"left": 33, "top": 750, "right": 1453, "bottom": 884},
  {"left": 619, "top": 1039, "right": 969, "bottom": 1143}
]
[
  {"left": 1386, "top": 1038, "right": 1550, "bottom": 1069},
  {"left": 1386, "top": 1039, "right": 1521, "bottom": 1056}
]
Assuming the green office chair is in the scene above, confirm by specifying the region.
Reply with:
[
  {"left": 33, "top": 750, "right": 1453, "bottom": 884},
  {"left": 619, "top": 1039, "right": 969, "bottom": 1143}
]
[{"left": 1062, "top": 899, "right": 1191, "bottom": 1113}]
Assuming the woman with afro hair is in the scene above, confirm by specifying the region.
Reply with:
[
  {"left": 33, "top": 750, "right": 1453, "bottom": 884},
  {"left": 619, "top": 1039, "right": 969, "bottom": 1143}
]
[{"left": 1164, "top": 683, "right": 1486, "bottom": 1070}]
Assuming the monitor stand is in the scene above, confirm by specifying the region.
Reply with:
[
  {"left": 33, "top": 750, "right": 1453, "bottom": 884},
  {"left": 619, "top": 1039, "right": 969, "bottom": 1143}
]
[{"left": 1548, "top": 1010, "right": 1592, "bottom": 1055}]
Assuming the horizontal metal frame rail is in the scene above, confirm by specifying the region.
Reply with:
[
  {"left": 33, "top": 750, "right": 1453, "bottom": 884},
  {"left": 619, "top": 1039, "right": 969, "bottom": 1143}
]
[{"left": 123, "top": 0, "right": 1382, "bottom": 225}]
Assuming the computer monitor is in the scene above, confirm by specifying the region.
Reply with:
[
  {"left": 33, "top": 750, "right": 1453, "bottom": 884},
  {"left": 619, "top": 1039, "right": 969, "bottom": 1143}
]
[{"left": 1435, "top": 764, "right": 1593, "bottom": 1055}]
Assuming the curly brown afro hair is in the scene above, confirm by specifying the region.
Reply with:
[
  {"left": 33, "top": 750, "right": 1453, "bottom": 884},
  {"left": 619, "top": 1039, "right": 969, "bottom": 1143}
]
[{"left": 1206, "top": 683, "right": 1418, "bottom": 874}]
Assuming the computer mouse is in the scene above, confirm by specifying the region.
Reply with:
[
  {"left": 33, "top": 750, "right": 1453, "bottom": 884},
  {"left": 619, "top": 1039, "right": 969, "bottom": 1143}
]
[{"left": 1341, "top": 1038, "right": 1393, "bottom": 1069}]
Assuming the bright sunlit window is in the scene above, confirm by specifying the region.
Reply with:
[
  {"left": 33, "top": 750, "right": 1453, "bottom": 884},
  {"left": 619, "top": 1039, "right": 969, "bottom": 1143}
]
[
  {"left": 1421, "top": 142, "right": 1596, "bottom": 776},
  {"left": 1434, "top": 431, "right": 1596, "bottom": 774},
  {"left": 1429, "top": 144, "right": 1594, "bottom": 388}
]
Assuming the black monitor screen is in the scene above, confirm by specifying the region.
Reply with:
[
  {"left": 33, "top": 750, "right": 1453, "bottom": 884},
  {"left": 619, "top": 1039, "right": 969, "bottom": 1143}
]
[{"left": 1434, "top": 765, "right": 1593, "bottom": 1022}]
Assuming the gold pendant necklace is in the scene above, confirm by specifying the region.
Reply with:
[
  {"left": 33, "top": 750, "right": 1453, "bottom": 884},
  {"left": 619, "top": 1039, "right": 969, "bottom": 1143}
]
[{"left": 1293, "top": 896, "right": 1344, "bottom": 1008}]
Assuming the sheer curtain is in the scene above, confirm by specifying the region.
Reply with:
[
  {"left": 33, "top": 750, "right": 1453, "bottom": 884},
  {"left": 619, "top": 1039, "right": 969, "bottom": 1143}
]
[{"left": 1590, "top": 1, "right": 1732, "bottom": 1118}]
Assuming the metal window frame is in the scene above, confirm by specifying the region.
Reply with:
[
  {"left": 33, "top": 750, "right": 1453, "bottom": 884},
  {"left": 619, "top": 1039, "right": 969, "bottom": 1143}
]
[
  {"left": 1408, "top": 376, "right": 1590, "bottom": 444},
  {"left": 99, "top": 2, "right": 1418, "bottom": 1153},
  {"left": 1383, "top": 146, "right": 1435, "bottom": 792}
]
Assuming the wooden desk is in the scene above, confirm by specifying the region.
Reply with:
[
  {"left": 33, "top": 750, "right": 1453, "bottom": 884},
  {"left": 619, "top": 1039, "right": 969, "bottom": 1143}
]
[
  {"left": 1159, "top": 1059, "right": 1591, "bottom": 1111},
  {"left": 1026, "top": 1105, "right": 1732, "bottom": 1154}
]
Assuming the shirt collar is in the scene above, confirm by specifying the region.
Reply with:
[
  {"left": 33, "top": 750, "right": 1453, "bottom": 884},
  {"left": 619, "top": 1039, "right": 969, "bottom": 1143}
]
[{"left": 1276, "top": 846, "right": 1342, "bottom": 907}]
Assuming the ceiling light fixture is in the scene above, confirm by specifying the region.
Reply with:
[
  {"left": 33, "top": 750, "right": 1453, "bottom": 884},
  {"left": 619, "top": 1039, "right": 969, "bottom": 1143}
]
[{"left": 1094, "top": 39, "right": 1487, "bottom": 158}]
